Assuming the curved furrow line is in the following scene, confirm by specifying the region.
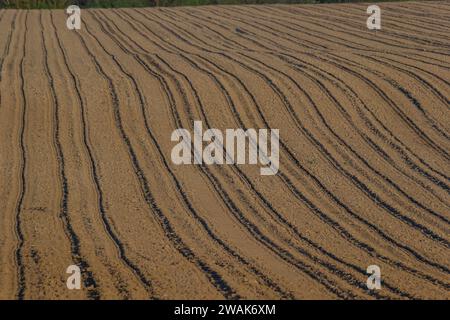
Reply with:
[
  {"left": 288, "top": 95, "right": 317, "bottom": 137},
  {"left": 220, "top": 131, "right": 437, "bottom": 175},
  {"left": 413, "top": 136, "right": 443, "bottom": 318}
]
[
  {"left": 39, "top": 12, "right": 100, "bottom": 300},
  {"left": 104, "top": 9, "right": 352, "bottom": 300},
  {"left": 172, "top": 9, "right": 250, "bottom": 51},
  {"left": 205, "top": 6, "right": 449, "bottom": 57},
  {"left": 321, "top": 51, "right": 450, "bottom": 162},
  {"left": 183, "top": 9, "right": 450, "bottom": 159},
  {"left": 382, "top": 49, "right": 450, "bottom": 70},
  {"left": 245, "top": 5, "right": 450, "bottom": 51},
  {"left": 279, "top": 3, "right": 450, "bottom": 36},
  {"left": 192, "top": 5, "right": 450, "bottom": 69},
  {"left": 268, "top": 53, "right": 450, "bottom": 212},
  {"left": 88, "top": 9, "right": 295, "bottom": 299},
  {"left": 300, "top": 5, "right": 450, "bottom": 41},
  {"left": 426, "top": 1, "right": 450, "bottom": 10},
  {"left": 331, "top": 3, "right": 450, "bottom": 30},
  {"left": 156, "top": 8, "right": 450, "bottom": 223},
  {"left": 152, "top": 52, "right": 410, "bottom": 299},
  {"left": 375, "top": 53, "right": 450, "bottom": 89},
  {"left": 46, "top": 12, "right": 133, "bottom": 300},
  {"left": 156, "top": 8, "right": 305, "bottom": 54},
  {"left": 392, "top": 4, "right": 450, "bottom": 23},
  {"left": 178, "top": 7, "right": 315, "bottom": 52},
  {"left": 352, "top": 53, "right": 450, "bottom": 139},
  {"left": 394, "top": 53, "right": 450, "bottom": 71},
  {"left": 303, "top": 51, "right": 450, "bottom": 183},
  {"left": 0, "top": 11, "right": 17, "bottom": 109},
  {"left": 185, "top": 50, "right": 450, "bottom": 295},
  {"left": 79, "top": 15, "right": 239, "bottom": 300},
  {"left": 212, "top": 49, "right": 448, "bottom": 252},
  {"left": 157, "top": 53, "right": 375, "bottom": 299},
  {"left": 411, "top": 1, "right": 450, "bottom": 12},
  {"left": 303, "top": 3, "right": 449, "bottom": 35},
  {"left": 50, "top": 12, "right": 153, "bottom": 297},
  {"left": 2, "top": 3, "right": 446, "bottom": 300},
  {"left": 387, "top": 46, "right": 450, "bottom": 68},
  {"left": 166, "top": 61, "right": 414, "bottom": 297},
  {"left": 164, "top": 7, "right": 450, "bottom": 191},
  {"left": 265, "top": 5, "right": 450, "bottom": 61},
  {"left": 111, "top": 9, "right": 415, "bottom": 300},
  {"left": 262, "top": 5, "right": 450, "bottom": 50},
  {"left": 157, "top": 7, "right": 317, "bottom": 53},
  {"left": 168, "top": 7, "right": 327, "bottom": 54},
  {"left": 217, "top": 7, "right": 450, "bottom": 144},
  {"left": 49, "top": 11, "right": 156, "bottom": 299},
  {"left": 146, "top": 10, "right": 450, "bottom": 249},
  {"left": 97, "top": 9, "right": 369, "bottom": 300},
  {"left": 217, "top": 6, "right": 450, "bottom": 67},
  {"left": 159, "top": 9, "right": 240, "bottom": 53},
  {"left": 177, "top": 8, "right": 263, "bottom": 51},
  {"left": 117, "top": 8, "right": 449, "bottom": 293},
  {"left": 14, "top": 10, "right": 28, "bottom": 300},
  {"left": 153, "top": 48, "right": 415, "bottom": 298},
  {"left": 223, "top": 52, "right": 450, "bottom": 245},
  {"left": 163, "top": 8, "right": 324, "bottom": 53},
  {"left": 355, "top": 53, "right": 450, "bottom": 134},
  {"left": 182, "top": 5, "right": 450, "bottom": 195},
  {"left": 203, "top": 6, "right": 369, "bottom": 52},
  {"left": 256, "top": 53, "right": 450, "bottom": 225},
  {"left": 154, "top": 10, "right": 235, "bottom": 53},
  {"left": 289, "top": 49, "right": 450, "bottom": 168},
  {"left": 284, "top": 54, "right": 450, "bottom": 203},
  {"left": 0, "top": 14, "right": 19, "bottom": 289},
  {"left": 124, "top": 6, "right": 450, "bottom": 287},
  {"left": 201, "top": 7, "right": 320, "bottom": 52}
]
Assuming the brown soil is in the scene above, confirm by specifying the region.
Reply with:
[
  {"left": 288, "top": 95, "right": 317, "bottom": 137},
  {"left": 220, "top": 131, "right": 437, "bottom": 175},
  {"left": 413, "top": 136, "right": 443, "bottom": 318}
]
[{"left": 0, "top": 1, "right": 449, "bottom": 299}]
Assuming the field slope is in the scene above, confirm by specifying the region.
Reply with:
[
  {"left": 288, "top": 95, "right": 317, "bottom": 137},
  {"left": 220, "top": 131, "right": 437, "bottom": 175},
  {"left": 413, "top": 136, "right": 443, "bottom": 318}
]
[{"left": 0, "top": 1, "right": 449, "bottom": 299}]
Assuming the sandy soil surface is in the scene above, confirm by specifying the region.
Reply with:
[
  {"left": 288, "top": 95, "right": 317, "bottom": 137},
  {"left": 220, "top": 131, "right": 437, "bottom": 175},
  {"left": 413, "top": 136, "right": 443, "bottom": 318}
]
[{"left": 0, "top": 1, "right": 449, "bottom": 299}]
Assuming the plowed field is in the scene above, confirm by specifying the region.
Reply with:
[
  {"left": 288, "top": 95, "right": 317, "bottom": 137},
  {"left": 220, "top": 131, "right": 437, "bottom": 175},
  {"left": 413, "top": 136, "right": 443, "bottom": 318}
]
[{"left": 0, "top": 1, "right": 449, "bottom": 299}]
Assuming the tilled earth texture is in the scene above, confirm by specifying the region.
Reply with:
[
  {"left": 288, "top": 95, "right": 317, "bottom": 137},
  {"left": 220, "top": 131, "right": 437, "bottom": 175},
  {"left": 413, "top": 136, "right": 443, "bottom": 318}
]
[{"left": 0, "top": 1, "right": 449, "bottom": 299}]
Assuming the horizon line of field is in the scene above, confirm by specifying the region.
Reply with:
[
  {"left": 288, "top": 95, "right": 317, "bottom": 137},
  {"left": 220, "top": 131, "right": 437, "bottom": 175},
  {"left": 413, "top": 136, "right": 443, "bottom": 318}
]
[{"left": 2, "top": 3, "right": 448, "bottom": 297}]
